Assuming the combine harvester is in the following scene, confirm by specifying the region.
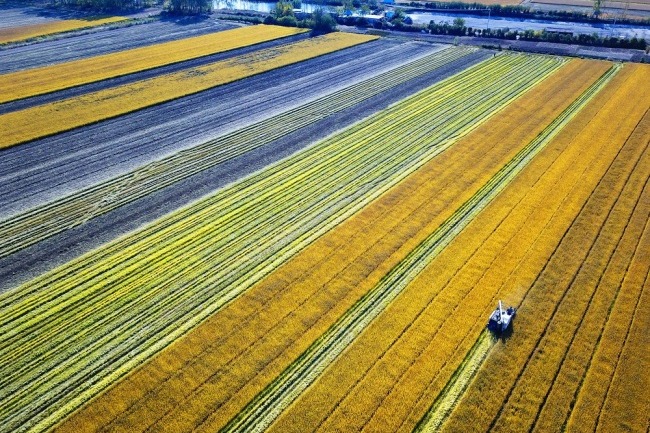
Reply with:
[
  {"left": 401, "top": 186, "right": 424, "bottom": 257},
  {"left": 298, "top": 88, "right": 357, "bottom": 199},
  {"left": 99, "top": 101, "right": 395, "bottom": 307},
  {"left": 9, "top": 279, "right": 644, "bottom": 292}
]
[{"left": 487, "top": 300, "right": 516, "bottom": 333}]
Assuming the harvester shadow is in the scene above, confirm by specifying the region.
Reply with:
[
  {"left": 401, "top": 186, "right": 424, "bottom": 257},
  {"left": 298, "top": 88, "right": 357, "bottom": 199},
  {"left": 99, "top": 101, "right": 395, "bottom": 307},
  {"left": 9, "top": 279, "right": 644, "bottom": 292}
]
[{"left": 487, "top": 322, "right": 515, "bottom": 344}]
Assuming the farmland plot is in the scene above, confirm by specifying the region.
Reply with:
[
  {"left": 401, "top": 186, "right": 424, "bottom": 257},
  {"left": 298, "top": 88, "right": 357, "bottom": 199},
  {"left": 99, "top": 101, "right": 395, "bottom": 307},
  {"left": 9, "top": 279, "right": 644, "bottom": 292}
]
[
  {"left": 0, "top": 45, "right": 479, "bottom": 260},
  {"left": 264, "top": 58, "right": 615, "bottom": 433},
  {"left": 0, "top": 24, "right": 307, "bottom": 104},
  {"left": 0, "top": 19, "right": 237, "bottom": 74},
  {"left": 0, "top": 53, "right": 562, "bottom": 433},
  {"left": 50, "top": 52, "right": 576, "bottom": 433},
  {"left": 0, "top": 32, "right": 377, "bottom": 149},
  {"left": 441, "top": 63, "right": 650, "bottom": 433}
]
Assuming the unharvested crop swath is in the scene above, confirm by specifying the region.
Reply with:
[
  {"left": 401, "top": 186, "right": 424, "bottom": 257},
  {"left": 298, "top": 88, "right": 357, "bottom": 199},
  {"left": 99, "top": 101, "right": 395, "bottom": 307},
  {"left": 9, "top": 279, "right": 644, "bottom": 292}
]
[
  {"left": 0, "top": 32, "right": 376, "bottom": 149},
  {"left": 0, "top": 16, "right": 126, "bottom": 44},
  {"left": 441, "top": 63, "right": 650, "bottom": 433},
  {"left": 0, "top": 53, "right": 562, "bottom": 433},
  {"left": 0, "top": 25, "right": 306, "bottom": 103},
  {"left": 0, "top": 46, "right": 480, "bottom": 259},
  {"left": 263, "top": 58, "right": 614, "bottom": 433}
]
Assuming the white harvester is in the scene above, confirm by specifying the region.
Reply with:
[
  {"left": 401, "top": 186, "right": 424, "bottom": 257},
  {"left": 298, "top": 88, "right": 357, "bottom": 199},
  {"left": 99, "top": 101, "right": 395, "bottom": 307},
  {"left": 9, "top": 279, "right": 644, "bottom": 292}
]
[{"left": 487, "top": 300, "right": 516, "bottom": 333}]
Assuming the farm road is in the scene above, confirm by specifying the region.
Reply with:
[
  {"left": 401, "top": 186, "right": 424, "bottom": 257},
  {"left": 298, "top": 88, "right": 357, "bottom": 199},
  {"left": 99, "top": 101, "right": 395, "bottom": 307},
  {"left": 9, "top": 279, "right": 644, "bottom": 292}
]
[
  {"left": 0, "top": 48, "right": 491, "bottom": 292},
  {"left": 0, "top": 39, "right": 433, "bottom": 219},
  {"left": 0, "top": 18, "right": 236, "bottom": 73}
]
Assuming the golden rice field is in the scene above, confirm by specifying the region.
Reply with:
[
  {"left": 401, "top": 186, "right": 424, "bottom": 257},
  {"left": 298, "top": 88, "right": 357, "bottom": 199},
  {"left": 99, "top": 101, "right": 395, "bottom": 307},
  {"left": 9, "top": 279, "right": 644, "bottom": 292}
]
[
  {"left": 0, "top": 25, "right": 306, "bottom": 103},
  {"left": 0, "top": 14, "right": 649, "bottom": 433},
  {"left": 0, "top": 16, "right": 127, "bottom": 44}
]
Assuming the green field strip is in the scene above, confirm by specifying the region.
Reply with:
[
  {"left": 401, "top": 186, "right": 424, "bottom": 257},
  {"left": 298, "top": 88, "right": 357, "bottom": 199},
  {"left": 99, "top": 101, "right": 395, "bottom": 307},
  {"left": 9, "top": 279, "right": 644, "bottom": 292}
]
[
  {"left": 225, "top": 57, "right": 611, "bottom": 433},
  {"left": 0, "top": 53, "right": 563, "bottom": 433},
  {"left": 0, "top": 25, "right": 307, "bottom": 103},
  {"left": 0, "top": 45, "right": 479, "bottom": 259}
]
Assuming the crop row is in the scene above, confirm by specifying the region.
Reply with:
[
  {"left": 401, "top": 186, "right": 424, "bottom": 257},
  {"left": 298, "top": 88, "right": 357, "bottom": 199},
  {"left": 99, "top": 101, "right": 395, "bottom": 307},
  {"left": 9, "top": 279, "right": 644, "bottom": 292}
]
[
  {"left": 440, "top": 63, "right": 650, "bottom": 433},
  {"left": 0, "top": 53, "right": 563, "bottom": 433},
  {"left": 0, "top": 45, "right": 477, "bottom": 259},
  {"left": 0, "top": 24, "right": 306, "bottom": 103},
  {"left": 0, "top": 32, "right": 377, "bottom": 149},
  {"left": 264, "top": 59, "right": 616, "bottom": 433},
  {"left": 0, "top": 16, "right": 127, "bottom": 45}
]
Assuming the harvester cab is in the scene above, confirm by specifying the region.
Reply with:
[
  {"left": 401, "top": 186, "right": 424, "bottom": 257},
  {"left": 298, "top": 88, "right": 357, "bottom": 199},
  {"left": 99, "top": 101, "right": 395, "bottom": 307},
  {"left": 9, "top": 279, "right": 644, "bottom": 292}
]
[{"left": 487, "top": 300, "right": 516, "bottom": 333}]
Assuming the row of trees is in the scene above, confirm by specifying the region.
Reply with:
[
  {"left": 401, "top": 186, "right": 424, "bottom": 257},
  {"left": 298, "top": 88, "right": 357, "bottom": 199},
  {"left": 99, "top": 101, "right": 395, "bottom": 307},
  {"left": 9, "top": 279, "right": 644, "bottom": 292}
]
[
  {"left": 263, "top": 5, "right": 337, "bottom": 33},
  {"left": 46, "top": 0, "right": 210, "bottom": 13},
  {"left": 48, "top": 0, "right": 153, "bottom": 11},
  {"left": 166, "top": 0, "right": 212, "bottom": 14},
  {"left": 421, "top": 19, "right": 647, "bottom": 49},
  {"left": 409, "top": 0, "right": 650, "bottom": 24}
]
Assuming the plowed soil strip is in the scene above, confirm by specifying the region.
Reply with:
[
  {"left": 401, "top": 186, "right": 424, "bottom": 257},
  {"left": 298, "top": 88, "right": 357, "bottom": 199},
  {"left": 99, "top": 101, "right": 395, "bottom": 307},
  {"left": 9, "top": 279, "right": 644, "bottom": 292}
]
[
  {"left": 0, "top": 24, "right": 306, "bottom": 103},
  {"left": 0, "top": 32, "right": 376, "bottom": 149},
  {"left": 0, "top": 46, "right": 475, "bottom": 259},
  {"left": 440, "top": 63, "right": 650, "bottom": 433}
]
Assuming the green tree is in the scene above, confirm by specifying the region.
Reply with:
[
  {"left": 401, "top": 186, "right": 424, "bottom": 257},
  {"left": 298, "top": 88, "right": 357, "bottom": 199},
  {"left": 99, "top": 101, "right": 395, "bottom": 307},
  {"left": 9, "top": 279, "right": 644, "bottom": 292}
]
[
  {"left": 274, "top": 1, "right": 295, "bottom": 17},
  {"left": 453, "top": 17, "right": 465, "bottom": 28},
  {"left": 167, "top": 0, "right": 212, "bottom": 14},
  {"left": 311, "top": 8, "right": 337, "bottom": 33}
]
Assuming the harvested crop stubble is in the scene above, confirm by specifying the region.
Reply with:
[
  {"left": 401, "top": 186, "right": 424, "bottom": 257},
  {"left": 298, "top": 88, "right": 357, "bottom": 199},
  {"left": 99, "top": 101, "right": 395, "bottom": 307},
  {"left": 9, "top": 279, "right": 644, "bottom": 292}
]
[
  {"left": 0, "top": 32, "right": 377, "bottom": 149},
  {"left": 0, "top": 16, "right": 126, "bottom": 44},
  {"left": 441, "top": 64, "right": 650, "bottom": 433},
  {"left": 51, "top": 53, "right": 563, "bottom": 433},
  {"left": 1, "top": 54, "right": 561, "bottom": 433},
  {"left": 0, "top": 25, "right": 306, "bottom": 103},
  {"left": 265, "top": 59, "right": 613, "bottom": 433},
  {"left": 0, "top": 46, "right": 479, "bottom": 259}
]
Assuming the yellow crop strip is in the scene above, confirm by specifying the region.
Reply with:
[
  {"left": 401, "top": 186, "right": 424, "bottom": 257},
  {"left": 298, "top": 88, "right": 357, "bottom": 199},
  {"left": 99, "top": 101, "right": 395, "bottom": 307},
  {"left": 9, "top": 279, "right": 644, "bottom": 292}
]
[
  {"left": 0, "top": 25, "right": 307, "bottom": 103},
  {"left": 440, "top": 64, "right": 650, "bottom": 433},
  {"left": 264, "top": 59, "right": 613, "bottom": 433},
  {"left": 0, "top": 16, "right": 127, "bottom": 44},
  {"left": 0, "top": 32, "right": 376, "bottom": 149}
]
